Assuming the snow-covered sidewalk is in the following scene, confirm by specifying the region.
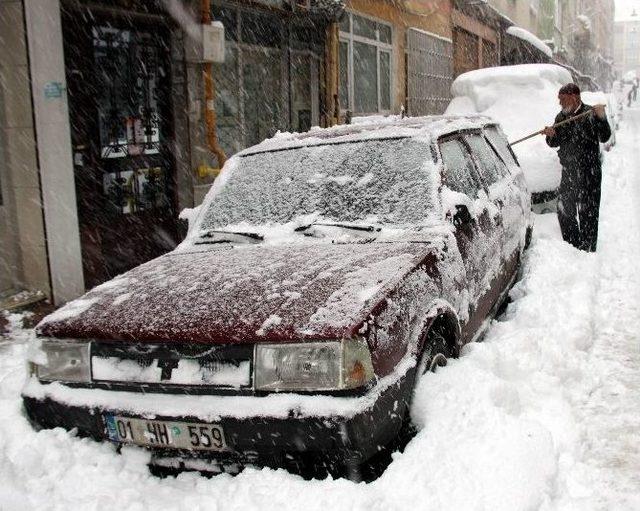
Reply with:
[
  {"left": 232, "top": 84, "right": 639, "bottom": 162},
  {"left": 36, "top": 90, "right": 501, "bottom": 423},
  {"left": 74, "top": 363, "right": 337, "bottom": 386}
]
[{"left": 1, "top": 111, "right": 639, "bottom": 510}]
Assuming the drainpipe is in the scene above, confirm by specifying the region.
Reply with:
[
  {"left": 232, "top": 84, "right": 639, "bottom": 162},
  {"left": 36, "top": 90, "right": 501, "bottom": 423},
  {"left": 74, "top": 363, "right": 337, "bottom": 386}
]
[
  {"left": 326, "top": 21, "right": 340, "bottom": 126},
  {"left": 201, "top": 0, "right": 226, "bottom": 172}
]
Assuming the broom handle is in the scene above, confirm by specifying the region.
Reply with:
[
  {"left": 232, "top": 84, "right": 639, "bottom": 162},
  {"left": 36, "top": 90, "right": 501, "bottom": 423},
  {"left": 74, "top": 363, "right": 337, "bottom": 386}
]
[{"left": 509, "top": 104, "right": 605, "bottom": 146}]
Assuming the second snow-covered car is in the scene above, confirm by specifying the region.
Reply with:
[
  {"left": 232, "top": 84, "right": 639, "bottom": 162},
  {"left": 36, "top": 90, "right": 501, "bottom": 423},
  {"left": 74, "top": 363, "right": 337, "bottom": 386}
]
[{"left": 23, "top": 115, "right": 532, "bottom": 479}]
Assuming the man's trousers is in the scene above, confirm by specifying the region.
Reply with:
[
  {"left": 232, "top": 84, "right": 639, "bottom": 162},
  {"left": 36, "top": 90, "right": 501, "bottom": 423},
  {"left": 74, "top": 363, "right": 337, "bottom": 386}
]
[{"left": 557, "top": 172, "right": 602, "bottom": 252}]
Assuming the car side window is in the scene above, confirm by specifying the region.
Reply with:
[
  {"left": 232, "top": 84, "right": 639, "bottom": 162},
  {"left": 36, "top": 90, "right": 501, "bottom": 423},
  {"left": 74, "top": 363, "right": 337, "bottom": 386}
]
[
  {"left": 484, "top": 126, "right": 519, "bottom": 168},
  {"left": 463, "top": 133, "right": 505, "bottom": 184},
  {"left": 438, "top": 138, "right": 482, "bottom": 198}
]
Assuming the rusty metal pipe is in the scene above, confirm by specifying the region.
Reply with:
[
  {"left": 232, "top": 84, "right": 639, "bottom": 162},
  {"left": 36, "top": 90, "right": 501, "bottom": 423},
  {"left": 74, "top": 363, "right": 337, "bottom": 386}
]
[{"left": 201, "top": 0, "right": 226, "bottom": 169}]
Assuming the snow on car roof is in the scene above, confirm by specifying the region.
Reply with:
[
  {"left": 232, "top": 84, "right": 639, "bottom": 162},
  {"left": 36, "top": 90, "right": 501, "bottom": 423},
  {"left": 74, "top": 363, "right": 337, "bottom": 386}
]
[
  {"left": 239, "top": 114, "right": 496, "bottom": 156},
  {"left": 450, "top": 64, "right": 572, "bottom": 100},
  {"left": 446, "top": 64, "right": 573, "bottom": 194}
]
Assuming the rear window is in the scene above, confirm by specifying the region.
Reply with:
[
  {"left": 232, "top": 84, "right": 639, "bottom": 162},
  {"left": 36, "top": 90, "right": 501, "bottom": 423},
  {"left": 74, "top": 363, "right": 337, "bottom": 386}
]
[
  {"left": 200, "top": 138, "right": 438, "bottom": 229},
  {"left": 484, "top": 126, "right": 519, "bottom": 168}
]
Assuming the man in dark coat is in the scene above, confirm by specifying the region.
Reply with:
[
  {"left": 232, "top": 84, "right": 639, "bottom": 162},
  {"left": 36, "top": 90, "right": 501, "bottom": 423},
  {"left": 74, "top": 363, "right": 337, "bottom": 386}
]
[{"left": 543, "top": 83, "right": 611, "bottom": 252}]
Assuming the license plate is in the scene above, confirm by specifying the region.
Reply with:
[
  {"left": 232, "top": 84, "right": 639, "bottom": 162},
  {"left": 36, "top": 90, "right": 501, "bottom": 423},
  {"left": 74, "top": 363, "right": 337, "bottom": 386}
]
[{"left": 104, "top": 415, "right": 227, "bottom": 451}]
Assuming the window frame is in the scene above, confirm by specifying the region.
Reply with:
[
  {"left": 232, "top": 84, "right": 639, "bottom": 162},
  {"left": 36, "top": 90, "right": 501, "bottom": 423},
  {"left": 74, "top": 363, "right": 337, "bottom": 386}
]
[
  {"left": 461, "top": 132, "right": 507, "bottom": 185},
  {"left": 437, "top": 132, "right": 485, "bottom": 199},
  {"left": 339, "top": 11, "right": 394, "bottom": 115},
  {"left": 482, "top": 125, "right": 520, "bottom": 169}
]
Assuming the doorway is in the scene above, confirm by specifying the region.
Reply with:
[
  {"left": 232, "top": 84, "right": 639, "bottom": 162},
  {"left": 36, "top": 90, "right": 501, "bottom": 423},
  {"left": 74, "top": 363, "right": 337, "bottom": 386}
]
[{"left": 62, "top": 6, "right": 180, "bottom": 289}]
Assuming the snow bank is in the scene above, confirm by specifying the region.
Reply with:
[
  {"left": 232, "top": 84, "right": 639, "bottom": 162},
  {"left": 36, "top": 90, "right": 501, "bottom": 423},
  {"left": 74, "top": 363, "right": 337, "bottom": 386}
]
[
  {"left": 506, "top": 26, "right": 553, "bottom": 58},
  {"left": 446, "top": 64, "right": 572, "bottom": 193}
]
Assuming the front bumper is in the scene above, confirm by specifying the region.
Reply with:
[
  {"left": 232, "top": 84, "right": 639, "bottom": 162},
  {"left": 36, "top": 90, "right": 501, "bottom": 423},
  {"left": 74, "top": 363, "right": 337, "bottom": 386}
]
[{"left": 22, "top": 367, "right": 414, "bottom": 470}]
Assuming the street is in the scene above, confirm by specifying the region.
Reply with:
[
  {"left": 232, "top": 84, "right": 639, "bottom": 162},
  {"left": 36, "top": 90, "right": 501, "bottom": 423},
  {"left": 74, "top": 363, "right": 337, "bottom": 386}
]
[{"left": 0, "top": 108, "right": 637, "bottom": 510}]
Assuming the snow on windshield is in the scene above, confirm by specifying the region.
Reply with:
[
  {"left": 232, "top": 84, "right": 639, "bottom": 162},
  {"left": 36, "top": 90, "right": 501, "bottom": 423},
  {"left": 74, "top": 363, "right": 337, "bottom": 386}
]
[{"left": 198, "top": 138, "right": 438, "bottom": 231}]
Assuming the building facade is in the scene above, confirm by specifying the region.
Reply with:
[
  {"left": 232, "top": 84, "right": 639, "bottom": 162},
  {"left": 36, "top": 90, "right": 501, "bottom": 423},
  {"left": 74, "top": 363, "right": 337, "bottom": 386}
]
[
  {"left": 614, "top": 18, "right": 640, "bottom": 78},
  {"left": 335, "top": 0, "right": 454, "bottom": 118},
  {"left": 0, "top": 0, "right": 343, "bottom": 304},
  {"left": 553, "top": 0, "right": 615, "bottom": 88}
]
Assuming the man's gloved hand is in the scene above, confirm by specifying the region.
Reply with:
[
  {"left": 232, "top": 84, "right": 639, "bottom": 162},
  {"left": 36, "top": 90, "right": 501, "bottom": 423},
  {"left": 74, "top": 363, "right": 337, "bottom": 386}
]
[
  {"left": 542, "top": 126, "right": 556, "bottom": 137},
  {"left": 593, "top": 104, "right": 606, "bottom": 119}
]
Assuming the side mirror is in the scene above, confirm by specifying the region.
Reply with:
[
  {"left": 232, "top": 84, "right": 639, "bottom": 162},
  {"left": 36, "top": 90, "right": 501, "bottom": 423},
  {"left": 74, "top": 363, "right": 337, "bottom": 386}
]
[{"left": 453, "top": 204, "right": 473, "bottom": 228}]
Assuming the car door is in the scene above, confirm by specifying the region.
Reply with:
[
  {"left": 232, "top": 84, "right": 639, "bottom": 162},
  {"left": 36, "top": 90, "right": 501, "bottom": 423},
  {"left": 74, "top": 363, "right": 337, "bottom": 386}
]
[
  {"left": 482, "top": 125, "right": 530, "bottom": 277},
  {"left": 437, "top": 134, "right": 503, "bottom": 342},
  {"left": 461, "top": 131, "right": 515, "bottom": 316}
]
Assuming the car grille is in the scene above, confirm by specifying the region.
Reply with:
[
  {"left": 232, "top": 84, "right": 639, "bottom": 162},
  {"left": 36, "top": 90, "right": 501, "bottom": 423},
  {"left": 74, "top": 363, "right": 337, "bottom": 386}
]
[{"left": 89, "top": 341, "right": 254, "bottom": 394}]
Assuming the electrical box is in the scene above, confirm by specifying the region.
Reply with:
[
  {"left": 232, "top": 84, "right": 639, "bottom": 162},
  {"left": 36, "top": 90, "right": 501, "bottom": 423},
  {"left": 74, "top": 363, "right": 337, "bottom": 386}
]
[{"left": 185, "top": 21, "right": 225, "bottom": 64}]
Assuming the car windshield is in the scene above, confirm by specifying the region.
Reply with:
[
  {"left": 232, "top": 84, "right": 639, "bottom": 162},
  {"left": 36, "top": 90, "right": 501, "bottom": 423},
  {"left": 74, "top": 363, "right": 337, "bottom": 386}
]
[{"left": 199, "top": 137, "right": 438, "bottom": 231}]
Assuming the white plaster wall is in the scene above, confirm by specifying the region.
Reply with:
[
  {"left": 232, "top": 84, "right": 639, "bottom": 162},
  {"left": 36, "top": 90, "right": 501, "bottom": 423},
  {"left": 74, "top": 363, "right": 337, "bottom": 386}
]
[
  {"left": 0, "top": 0, "right": 51, "bottom": 298},
  {"left": 24, "top": 0, "right": 84, "bottom": 304}
]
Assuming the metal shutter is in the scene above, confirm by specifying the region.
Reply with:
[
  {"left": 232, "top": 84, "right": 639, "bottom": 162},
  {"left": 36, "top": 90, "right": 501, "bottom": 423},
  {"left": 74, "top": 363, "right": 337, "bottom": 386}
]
[{"left": 406, "top": 28, "right": 453, "bottom": 116}]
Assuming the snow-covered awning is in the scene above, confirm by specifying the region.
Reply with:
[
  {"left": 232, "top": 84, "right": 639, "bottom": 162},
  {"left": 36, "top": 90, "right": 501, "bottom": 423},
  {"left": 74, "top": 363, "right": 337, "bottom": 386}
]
[{"left": 506, "top": 26, "right": 553, "bottom": 59}]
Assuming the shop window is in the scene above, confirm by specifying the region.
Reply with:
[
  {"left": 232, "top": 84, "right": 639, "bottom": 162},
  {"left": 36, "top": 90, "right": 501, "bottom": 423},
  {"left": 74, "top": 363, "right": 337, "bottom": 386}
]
[
  {"left": 338, "top": 41, "right": 349, "bottom": 109},
  {"left": 241, "top": 11, "right": 282, "bottom": 47},
  {"left": 339, "top": 13, "right": 350, "bottom": 32},
  {"left": 212, "top": 6, "right": 238, "bottom": 41},
  {"left": 379, "top": 24, "right": 392, "bottom": 44},
  {"left": 380, "top": 51, "right": 391, "bottom": 110},
  {"left": 353, "top": 15, "right": 376, "bottom": 39},
  {"left": 353, "top": 41, "right": 378, "bottom": 113},
  {"left": 339, "top": 12, "right": 393, "bottom": 115}
]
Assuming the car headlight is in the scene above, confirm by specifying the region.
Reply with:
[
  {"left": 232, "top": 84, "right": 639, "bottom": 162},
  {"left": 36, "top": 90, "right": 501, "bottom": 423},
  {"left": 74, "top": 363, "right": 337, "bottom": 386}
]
[
  {"left": 254, "top": 339, "right": 375, "bottom": 392},
  {"left": 34, "top": 339, "right": 91, "bottom": 383}
]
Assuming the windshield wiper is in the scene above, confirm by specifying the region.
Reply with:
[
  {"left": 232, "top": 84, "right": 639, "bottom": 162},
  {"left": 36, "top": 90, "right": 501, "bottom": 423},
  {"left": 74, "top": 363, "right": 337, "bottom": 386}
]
[
  {"left": 294, "top": 222, "right": 381, "bottom": 233},
  {"left": 198, "top": 229, "right": 264, "bottom": 242}
]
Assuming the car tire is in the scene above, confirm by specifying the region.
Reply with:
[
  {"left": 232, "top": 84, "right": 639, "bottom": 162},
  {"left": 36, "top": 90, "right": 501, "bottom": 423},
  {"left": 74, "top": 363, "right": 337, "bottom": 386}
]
[
  {"left": 415, "top": 332, "right": 449, "bottom": 377},
  {"left": 354, "top": 331, "right": 452, "bottom": 482},
  {"left": 397, "top": 332, "right": 450, "bottom": 442}
]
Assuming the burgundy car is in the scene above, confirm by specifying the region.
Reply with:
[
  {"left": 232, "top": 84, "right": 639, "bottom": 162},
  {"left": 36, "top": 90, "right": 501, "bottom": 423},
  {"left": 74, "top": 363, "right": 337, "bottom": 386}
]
[{"left": 23, "top": 115, "right": 531, "bottom": 479}]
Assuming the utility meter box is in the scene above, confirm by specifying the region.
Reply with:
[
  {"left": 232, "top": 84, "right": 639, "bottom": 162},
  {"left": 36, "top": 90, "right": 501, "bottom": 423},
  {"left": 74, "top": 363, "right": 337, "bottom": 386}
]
[{"left": 185, "top": 21, "right": 225, "bottom": 63}]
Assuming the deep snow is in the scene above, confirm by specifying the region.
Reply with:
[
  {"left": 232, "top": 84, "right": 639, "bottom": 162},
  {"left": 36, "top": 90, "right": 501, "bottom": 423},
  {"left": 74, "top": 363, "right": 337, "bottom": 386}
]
[{"left": 1, "top": 110, "right": 640, "bottom": 510}]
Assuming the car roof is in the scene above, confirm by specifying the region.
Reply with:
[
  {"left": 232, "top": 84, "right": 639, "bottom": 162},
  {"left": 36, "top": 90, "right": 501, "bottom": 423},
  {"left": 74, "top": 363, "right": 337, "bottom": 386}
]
[{"left": 239, "top": 114, "right": 497, "bottom": 156}]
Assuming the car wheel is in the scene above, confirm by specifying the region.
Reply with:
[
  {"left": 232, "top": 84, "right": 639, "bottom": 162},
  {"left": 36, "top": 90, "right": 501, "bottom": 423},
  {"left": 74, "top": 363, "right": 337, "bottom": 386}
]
[
  {"left": 416, "top": 332, "right": 449, "bottom": 377},
  {"left": 397, "top": 332, "right": 450, "bottom": 441},
  {"left": 355, "top": 331, "right": 452, "bottom": 482}
]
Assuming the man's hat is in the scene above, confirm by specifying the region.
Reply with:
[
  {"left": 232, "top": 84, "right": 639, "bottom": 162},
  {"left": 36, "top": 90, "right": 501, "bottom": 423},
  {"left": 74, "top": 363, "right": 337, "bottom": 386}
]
[{"left": 559, "top": 83, "right": 581, "bottom": 96}]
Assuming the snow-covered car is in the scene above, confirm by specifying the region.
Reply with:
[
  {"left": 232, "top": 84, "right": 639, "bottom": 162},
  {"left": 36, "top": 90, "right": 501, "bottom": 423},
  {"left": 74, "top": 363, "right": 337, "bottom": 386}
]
[
  {"left": 446, "top": 64, "right": 573, "bottom": 211},
  {"left": 23, "top": 115, "right": 532, "bottom": 479}
]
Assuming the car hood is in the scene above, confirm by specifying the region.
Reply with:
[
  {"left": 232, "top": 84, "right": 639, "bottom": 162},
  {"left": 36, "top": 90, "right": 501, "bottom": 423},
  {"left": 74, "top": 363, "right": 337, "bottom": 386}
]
[{"left": 37, "top": 242, "right": 440, "bottom": 344}]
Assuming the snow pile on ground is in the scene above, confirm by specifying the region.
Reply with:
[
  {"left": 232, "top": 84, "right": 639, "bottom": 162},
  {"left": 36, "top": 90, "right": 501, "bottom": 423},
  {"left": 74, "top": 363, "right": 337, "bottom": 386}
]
[
  {"left": 446, "top": 64, "right": 572, "bottom": 194},
  {"left": 506, "top": 26, "right": 553, "bottom": 58},
  {"left": 2, "top": 112, "right": 639, "bottom": 510}
]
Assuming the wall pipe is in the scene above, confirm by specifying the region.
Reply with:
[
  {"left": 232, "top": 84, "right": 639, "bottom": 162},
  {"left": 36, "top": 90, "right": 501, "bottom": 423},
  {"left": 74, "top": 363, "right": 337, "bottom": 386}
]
[{"left": 201, "top": 0, "right": 226, "bottom": 169}]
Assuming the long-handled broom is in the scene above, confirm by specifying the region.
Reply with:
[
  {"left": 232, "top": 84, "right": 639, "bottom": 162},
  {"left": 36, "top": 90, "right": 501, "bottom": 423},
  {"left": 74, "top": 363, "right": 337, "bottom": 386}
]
[{"left": 509, "top": 104, "right": 606, "bottom": 147}]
